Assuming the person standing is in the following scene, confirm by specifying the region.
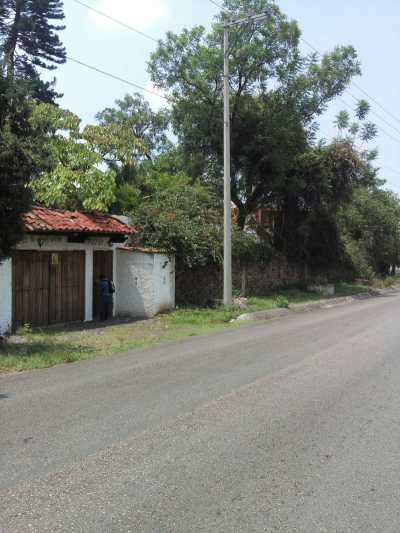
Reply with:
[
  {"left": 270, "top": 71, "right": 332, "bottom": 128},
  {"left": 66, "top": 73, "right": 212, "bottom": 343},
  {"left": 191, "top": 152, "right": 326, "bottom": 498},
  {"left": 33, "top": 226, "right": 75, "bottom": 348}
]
[{"left": 99, "top": 274, "right": 115, "bottom": 321}]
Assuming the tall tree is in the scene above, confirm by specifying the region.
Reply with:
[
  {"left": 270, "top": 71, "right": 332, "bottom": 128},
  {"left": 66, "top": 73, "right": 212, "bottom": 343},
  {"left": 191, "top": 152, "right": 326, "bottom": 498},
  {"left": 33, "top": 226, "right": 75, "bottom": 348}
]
[
  {"left": 96, "top": 93, "right": 170, "bottom": 163},
  {"left": 0, "top": 76, "right": 45, "bottom": 259},
  {"left": 30, "top": 103, "right": 148, "bottom": 212},
  {"left": 275, "top": 140, "right": 378, "bottom": 267},
  {"left": 30, "top": 104, "right": 115, "bottom": 212},
  {"left": 148, "top": 0, "right": 361, "bottom": 227},
  {"left": 339, "top": 187, "right": 400, "bottom": 277},
  {"left": 0, "top": 0, "right": 66, "bottom": 102},
  {"left": 95, "top": 93, "right": 170, "bottom": 213}
]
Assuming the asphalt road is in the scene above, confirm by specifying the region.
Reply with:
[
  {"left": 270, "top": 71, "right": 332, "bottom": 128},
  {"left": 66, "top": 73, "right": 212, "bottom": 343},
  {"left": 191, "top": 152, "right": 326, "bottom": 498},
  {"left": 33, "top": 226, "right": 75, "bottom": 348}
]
[{"left": 1, "top": 290, "right": 400, "bottom": 532}]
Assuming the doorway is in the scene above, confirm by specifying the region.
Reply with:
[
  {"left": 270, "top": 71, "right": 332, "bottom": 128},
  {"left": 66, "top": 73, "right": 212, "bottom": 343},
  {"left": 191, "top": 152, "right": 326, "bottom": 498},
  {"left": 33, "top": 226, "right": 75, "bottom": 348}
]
[{"left": 93, "top": 251, "right": 113, "bottom": 320}]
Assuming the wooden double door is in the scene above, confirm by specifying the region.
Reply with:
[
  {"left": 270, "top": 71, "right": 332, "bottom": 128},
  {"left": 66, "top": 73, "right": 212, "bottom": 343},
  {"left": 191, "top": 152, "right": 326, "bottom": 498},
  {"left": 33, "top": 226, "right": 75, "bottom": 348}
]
[{"left": 12, "top": 251, "right": 85, "bottom": 329}]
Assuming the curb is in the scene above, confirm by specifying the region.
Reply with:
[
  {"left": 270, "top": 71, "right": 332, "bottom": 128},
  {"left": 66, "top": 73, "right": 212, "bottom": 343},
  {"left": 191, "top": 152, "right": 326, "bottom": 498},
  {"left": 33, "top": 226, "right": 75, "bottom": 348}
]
[{"left": 233, "top": 290, "right": 384, "bottom": 323}]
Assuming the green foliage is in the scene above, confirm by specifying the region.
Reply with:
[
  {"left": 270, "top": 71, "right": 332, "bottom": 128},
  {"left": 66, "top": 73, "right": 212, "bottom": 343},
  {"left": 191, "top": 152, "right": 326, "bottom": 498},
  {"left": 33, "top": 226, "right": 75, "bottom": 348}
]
[
  {"left": 0, "top": 76, "right": 45, "bottom": 259},
  {"left": 334, "top": 100, "right": 377, "bottom": 145},
  {"left": 276, "top": 140, "right": 377, "bottom": 267},
  {"left": 129, "top": 173, "right": 223, "bottom": 268},
  {"left": 275, "top": 295, "right": 289, "bottom": 308},
  {"left": 96, "top": 93, "right": 170, "bottom": 161},
  {"left": 0, "top": 0, "right": 66, "bottom": 102},
  {"left": 30, "top": 104, "right": 144, "bottom": 212},
  {"left": 360, "top": 122, "right": 378, "bottom": 143},
  {"left": 335, "top": 110, "right": 350, "bottom": 133},
  {"left": 148, "top": 0, "right": 362, "bottom": 236},
  {"left": 339, "top": 187, "right": 400, "bottom": 276},
  {"left": 232, "top": 227, "right": 272, "bottom": 265},
  {"left": 356, "top": 99, "right": 370, "bottom": 120}
]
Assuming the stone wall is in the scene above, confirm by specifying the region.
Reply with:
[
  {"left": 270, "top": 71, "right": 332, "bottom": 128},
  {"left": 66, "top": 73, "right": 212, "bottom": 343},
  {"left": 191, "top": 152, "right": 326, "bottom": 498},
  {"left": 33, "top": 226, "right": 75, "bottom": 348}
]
[{"left": 176, "top": 256, "right": 305, "bottom": 306}]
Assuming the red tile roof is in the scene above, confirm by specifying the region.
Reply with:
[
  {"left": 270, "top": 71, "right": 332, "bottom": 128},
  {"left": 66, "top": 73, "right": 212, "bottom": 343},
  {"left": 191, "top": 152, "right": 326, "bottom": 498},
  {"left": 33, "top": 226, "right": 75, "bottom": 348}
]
[{"left": 23, "top": 206, "right": 137, "bottom": 235}]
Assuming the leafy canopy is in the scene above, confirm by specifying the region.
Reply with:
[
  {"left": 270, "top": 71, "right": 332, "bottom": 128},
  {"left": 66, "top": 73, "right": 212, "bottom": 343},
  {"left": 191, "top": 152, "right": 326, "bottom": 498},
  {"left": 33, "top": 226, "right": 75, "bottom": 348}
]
[
  {"left": 148, "top": 0, "right": 361, "bottom": 226},
  {"left": 0, "top": 76, "right": 47, "bottom": 259},
  {"left": 30, "top": 104, "right": 144, "bottom": 212},
  {"left": 0, "top": 0, "right": 66, "bottom": 102}
]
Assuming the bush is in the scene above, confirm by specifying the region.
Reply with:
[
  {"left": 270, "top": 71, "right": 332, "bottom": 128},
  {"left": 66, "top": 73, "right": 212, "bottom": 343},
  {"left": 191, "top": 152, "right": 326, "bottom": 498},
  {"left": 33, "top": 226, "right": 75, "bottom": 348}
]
[{"left": 275, "top": 295, "right": 289, "bottom": 308}]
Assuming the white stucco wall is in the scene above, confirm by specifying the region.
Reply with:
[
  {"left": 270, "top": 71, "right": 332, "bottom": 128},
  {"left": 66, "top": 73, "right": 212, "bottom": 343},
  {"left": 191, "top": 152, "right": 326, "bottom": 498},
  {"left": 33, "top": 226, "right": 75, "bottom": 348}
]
[
  {"left": 115, "top": 250, "right": 175, "bottom": 319},
  {"left": 115, "top": 250, "right": 156, "bottom": 318},
  {"left": 153, "top": 254, "right": 175, "bottom": 315},
  {"left": 0, "top": 259, "right": 12, "bottom": 334}
]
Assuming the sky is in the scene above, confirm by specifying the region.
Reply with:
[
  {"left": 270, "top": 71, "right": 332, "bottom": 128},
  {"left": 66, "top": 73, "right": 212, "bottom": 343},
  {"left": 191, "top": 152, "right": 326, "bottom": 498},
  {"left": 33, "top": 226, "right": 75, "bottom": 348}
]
[{"left": 53, "top": 0, "right": 400, "bottom": 192}]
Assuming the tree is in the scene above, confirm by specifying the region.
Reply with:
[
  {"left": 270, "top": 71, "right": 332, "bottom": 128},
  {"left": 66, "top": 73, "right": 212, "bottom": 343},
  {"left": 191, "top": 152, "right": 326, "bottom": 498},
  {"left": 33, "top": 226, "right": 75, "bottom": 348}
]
[
  {"left": 95, "top": 94, "right": 171, "bottom": 213},
  {"left": 355, "top": 99, "right": 370, "bottom": 120},
  {"left": 148, "top": 0, "right": 361, "bottom": 227},
  {"left": 339, "top": 187, "right": 400, "bottom": 277},
  {"left": 334, "top": 110, "right": 350, "bottom": 136},
  {"left": 274, "top": 140, "right": 379, "bottom": 268},
  {"left": 0, "top": 76, "right": 45, "bottom": 259},
  {"left": 96, "top": 93, "right": 170, "bottom": 163},
  {"left": 129, "top": 173, "right": 223, "bottom": 268},
  {"left": 30, "top": 104, "right": 118, "bottom": 212},
  {"left": 333, "top": 100, "right": 377, "bottom": 146},
  {"left": 0, "top": 0, "right": 66, "bottom": 102}
]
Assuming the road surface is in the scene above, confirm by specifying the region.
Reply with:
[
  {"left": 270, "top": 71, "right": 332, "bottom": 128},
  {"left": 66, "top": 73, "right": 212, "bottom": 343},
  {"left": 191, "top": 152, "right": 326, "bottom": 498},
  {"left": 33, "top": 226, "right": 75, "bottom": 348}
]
[{"left": 1, "top": 290, "right": 400, "bottom": 532}]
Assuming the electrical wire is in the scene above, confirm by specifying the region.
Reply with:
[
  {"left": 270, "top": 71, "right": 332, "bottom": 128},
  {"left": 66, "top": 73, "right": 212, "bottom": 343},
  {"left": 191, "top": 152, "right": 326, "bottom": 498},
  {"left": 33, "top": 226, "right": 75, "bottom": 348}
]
[
  {"left": 66, "top": 56, "right": 171, "bottom": 102},
  {"left": 337, "top": 97, "right": 400, "bottom": 145},
  {"left": 208, "top": 0, "right": 226, "bottom": 9},
  {"left": 71, "top": 0, "right": 159, "bottom": 43},
  {"left": 300, "top": 38, "right": 400, "bottom": 140},
  {"left": 207, "top": 0, "right": 400, "bottom": 140},
  {"left": 382, "top": 165, "right": 400, "bottom": 176}
]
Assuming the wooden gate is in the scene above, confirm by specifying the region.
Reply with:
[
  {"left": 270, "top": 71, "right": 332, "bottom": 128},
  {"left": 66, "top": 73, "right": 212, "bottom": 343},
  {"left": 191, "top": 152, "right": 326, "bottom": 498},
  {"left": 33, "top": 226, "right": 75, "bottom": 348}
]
[
  {"left": 93, "top": 251, "right": 113, "bottom": 319},
  {"left": 12, "top": 251, "right": 85, "bottom": 329}
]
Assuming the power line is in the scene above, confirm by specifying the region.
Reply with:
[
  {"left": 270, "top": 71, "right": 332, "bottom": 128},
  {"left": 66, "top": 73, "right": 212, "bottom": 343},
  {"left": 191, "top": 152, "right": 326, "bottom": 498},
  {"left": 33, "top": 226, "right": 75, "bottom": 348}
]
[
  {"left": 66, "top": 56, "right": 171, "bottom": 102},
  {"left": 300, "top": 38, "right": 400, "bottom": 140},
  {"left": 351, "top": 82, "right": 400, "bottom": 126},
  {"left": 337, "top": 97, "right": 400, "bottom": 145},
  {"left": 382, "top": 165, "right": 400, "bottom": 176},
  {"left": 208, "top": 1, "right": 400, "bottom": 141},
  {"left": 344, "top": 89, "right": 400, "bottom": 138},
  {"left": 71, "top": 0, "right": 159, "bottom": 43},
  {"left": 208, "top": 0, "right": 225, "bottom": 9}
]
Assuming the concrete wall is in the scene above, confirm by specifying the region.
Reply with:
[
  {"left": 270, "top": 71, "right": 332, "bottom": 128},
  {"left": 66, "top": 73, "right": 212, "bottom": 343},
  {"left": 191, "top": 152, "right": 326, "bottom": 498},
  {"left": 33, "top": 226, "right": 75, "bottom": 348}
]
[
  {"left": 115, "top": 250, "right": 175, "bottom": 319},
  {"left": 153, "top": 254, "right": 175, "bottom": 315},
  {"left": 0, "top": 259, "right": 12, "bottom": 334}
]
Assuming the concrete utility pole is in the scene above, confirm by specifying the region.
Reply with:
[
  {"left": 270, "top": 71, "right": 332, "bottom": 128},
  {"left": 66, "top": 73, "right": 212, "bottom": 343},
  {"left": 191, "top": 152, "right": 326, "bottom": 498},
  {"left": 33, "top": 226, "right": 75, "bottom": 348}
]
[
  {"left": 223, "top": 10, "right": 271, "bottom": 308},
  {"left": 223, "top": 24, "right": 232, "bottom": 308}
]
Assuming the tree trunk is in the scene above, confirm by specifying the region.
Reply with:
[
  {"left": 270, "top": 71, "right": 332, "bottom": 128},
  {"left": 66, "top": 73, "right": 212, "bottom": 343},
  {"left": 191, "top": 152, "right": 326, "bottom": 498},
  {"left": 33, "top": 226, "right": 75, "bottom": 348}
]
[{"left": 4, "top": 0, "right": 22, "bottom": 79}]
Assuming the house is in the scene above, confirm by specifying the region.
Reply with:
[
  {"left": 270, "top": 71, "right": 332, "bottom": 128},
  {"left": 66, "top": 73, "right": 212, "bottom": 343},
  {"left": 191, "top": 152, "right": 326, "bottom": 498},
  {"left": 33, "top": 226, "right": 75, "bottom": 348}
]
[
  {"left": 0, "top": 207, "right": 175, "bottom": 334},
  {"left": 231, "top": 203, "right": 280, "bottom": 233}
]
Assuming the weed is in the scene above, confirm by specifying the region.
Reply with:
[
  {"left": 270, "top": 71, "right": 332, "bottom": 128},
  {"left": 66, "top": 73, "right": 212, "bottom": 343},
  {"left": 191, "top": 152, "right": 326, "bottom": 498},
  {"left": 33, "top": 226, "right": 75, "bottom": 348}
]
[{"left": 275, "top": 295, "right": 290, "bottom": 308}]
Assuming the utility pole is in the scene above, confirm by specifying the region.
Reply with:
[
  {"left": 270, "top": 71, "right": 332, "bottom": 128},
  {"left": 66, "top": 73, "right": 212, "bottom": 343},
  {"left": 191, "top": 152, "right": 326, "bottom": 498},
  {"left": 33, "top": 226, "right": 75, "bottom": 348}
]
[
  {"left": 223, "top": 24, "right": 232, "bottom": 308},
  {"left": 222, "top": 10, "right": 271, "bottom": 308}
]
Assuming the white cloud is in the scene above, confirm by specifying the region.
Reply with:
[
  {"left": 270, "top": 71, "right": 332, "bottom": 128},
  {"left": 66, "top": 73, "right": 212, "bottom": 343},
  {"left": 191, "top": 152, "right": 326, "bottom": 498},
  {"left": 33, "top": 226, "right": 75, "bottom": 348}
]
[{"left": 90, "top": 0, "right": 168, "bottom": 31}]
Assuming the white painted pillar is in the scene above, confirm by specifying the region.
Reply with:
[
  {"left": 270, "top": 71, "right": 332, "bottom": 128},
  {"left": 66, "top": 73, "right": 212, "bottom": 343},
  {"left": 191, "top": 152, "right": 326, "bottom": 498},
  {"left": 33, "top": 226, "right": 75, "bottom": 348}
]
[
  {"left": 112, "top": 246, "right": 117, "bottom": 317},
  {"left": 0, "top": 258, "right": 12, "bottom": 334},
  {"left": 85, "top": 249, "right": 93, "bottom": 321}
]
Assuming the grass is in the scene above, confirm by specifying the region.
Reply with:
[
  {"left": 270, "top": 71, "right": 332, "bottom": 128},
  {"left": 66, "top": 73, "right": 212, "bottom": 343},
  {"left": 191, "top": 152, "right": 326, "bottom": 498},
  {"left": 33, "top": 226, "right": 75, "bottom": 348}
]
[{"left": 0, "top": 280, "right": 389, "bottom": 374}]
